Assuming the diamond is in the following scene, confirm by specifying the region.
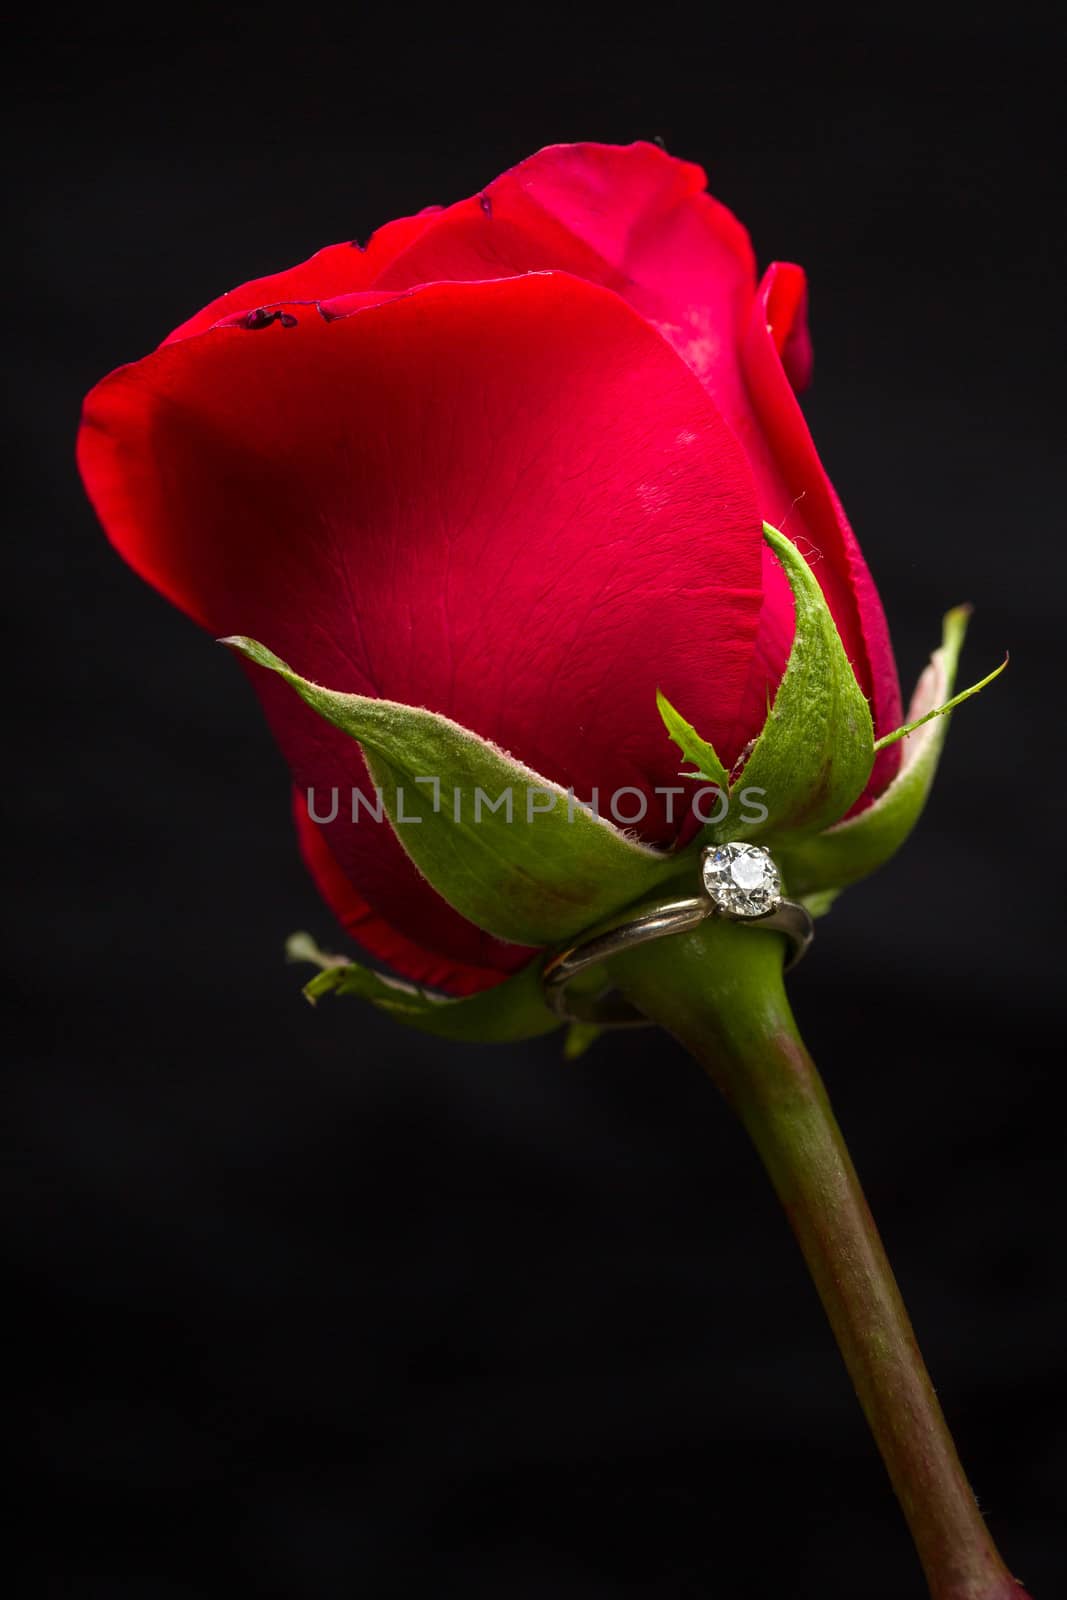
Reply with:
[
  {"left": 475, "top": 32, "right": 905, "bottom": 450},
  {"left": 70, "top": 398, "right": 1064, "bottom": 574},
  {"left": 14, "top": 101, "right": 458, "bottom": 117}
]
[{"left": 701, "top": 843, "right": 782, "bottom": 919}]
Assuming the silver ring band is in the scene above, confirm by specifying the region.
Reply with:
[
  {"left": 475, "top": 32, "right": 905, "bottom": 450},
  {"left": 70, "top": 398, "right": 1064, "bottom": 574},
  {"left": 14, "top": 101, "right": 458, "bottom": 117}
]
[{"left": 542, "top": 848, "right": 813, "bottom": 1028}]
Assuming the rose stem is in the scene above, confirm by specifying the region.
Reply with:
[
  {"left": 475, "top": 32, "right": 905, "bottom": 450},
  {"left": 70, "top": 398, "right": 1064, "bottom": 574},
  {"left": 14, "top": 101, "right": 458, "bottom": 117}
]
[{"left": 611, "top": 917, "right": 1032, "bottom": 1600}]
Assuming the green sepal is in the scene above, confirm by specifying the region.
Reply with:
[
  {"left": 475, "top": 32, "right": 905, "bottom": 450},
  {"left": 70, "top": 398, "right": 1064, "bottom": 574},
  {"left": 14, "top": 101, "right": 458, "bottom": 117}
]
[
  {"left": 655, "top": 689, "right": 730, "bottom": 791},
  {"left": 777, "top": 605, "right": 976, "bottom": 898},
  {"left": 563, "top": 1021, "right": 604, "bottom": 1060},
  {"left": 286, "top": 932, "right": 560, "bottom": 1043},
  {"left": 871, "top": 643, "right": 1007, "bottom": 752},
  {"left": 225, "top": 637, "right": 675, "bottom": 947},
  {"left": 661, "top": 525, "right": 875, "bottom": 847},
  {"left": 727, "top": 525, "right": 874, "bottom": 842}
]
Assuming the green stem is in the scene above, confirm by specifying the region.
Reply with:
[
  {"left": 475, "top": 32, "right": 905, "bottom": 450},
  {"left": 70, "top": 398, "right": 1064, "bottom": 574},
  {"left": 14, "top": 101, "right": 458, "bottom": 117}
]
[{"left": 611, "top": 918, "right": 1031, "bottom": 1600}]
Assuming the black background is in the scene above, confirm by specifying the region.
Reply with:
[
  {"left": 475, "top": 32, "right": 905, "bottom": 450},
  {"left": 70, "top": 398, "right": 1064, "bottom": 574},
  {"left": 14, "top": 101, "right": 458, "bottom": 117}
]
[{"left": 9, "top": 10, "right": 1065, "bottom": 1597}]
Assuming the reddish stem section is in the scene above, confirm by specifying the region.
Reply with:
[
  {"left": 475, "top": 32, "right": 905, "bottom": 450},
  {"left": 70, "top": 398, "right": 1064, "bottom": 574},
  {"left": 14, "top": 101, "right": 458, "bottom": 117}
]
[{"left": 613, "top": 918, "right": 1032, "bottom": 1600}]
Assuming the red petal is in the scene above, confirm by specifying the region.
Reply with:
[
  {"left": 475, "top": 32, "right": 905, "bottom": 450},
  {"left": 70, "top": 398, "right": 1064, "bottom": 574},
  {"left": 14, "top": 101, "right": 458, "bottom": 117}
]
[
  {"left": 735, "top": 264, "right": 902, "bottom": 799},
  {"left": 373, "top": 141, "right": 757, "bottom": 390},
  {"left": 164, "top": 213, "right": 443, "bottom": 345},
  {"left": 79, "top": 272, "right": 764, "bottom": 966},
  {"left": 763, "top": 260, "right": 814, "bottom": 392},
  {"left": 363, "top": 145, "right": 900, "bottom": 799}
]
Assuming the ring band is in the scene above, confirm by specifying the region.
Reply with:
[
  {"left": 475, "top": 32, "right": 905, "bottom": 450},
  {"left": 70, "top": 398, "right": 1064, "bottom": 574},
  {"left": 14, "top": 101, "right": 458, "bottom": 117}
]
[{"left": 542, "top": 845, "right": 813, "bottom": 1028}]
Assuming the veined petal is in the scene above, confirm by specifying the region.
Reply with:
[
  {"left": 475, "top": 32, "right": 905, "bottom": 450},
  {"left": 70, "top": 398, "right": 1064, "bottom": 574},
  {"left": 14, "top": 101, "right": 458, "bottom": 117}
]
[{"left": 79, "top": 272, "right": 764, "bottom": 971}]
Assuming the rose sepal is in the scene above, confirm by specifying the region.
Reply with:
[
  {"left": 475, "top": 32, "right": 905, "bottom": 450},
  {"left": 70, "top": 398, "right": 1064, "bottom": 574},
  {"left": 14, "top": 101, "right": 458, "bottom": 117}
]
[
  {"left": 223, "top": 637, "right": 683, "bottom": 947},
  {"left": 777, "top": 604, "right": 1003, "bottom": 904},
  {"left": 286, "top": 932, "right": 561, "bottom": 1042},
  {"left": 659, "top": 523, "right": 875, "bottom": 847}
]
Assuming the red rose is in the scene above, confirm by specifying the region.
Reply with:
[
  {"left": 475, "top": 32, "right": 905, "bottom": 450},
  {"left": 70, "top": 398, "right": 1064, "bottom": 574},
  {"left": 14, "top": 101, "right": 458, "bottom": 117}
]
[{"left": 78, "top": 141, "right": 901, "bottom": 995}]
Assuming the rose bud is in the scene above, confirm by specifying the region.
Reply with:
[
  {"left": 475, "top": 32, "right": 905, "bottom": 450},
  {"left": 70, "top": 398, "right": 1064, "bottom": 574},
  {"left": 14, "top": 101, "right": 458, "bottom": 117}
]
[{"left": 78, "top": 141, "right": 994, "bottom": 1038}]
